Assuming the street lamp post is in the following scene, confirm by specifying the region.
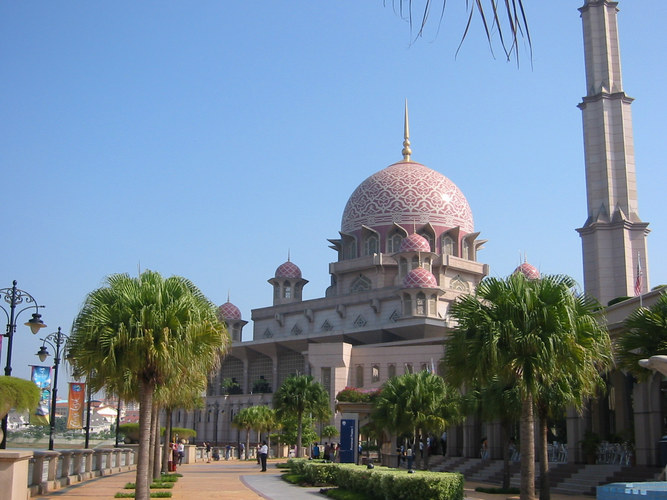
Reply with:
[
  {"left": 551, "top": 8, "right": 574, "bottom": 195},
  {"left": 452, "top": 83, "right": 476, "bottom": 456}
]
[
  {"left": 0, "top": 280, "right": 47, "bottom": 449},
  {"left": 36, "top": 327, "right": 68, "bottom": 451}
]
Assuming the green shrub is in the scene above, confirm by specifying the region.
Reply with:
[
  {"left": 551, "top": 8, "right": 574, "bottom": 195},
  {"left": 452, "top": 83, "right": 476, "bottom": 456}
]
[{"left": 302, "top": 462, "right": 340, "bottom": 485}]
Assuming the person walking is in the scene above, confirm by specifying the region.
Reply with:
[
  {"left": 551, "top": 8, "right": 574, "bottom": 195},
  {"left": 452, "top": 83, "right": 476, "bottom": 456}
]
[
  {"left": 259, "top": 441, "right": 268, "bottom": 472},
  {"left": 205, "top": 441, "right": 211, "bottom": 462}
]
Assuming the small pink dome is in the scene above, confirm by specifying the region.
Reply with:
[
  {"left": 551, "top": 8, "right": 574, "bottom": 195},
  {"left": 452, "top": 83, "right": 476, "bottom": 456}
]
[
  {"left": 399, "top": 233, "right": 431, "bottom": 253},
  {"left": 218, "top": 301, "right": 242, "bottom": 321},
  {"left": 403, "top": 268, "right": 438, "bottom": 288},
  {"left": 275, "top": 261, "right": 302, "bottom": 279},
  {"left": 514, "top": 262, "right": 540, "bottom": 280}
]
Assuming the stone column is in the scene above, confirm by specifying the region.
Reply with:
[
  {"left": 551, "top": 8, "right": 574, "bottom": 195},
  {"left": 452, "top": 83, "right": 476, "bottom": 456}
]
[
  {"left": 633, "top": 372, "right": 662, "bottom": 466},
  {"left": 0, "top": 450, "right": 32, "bottom": 500}
]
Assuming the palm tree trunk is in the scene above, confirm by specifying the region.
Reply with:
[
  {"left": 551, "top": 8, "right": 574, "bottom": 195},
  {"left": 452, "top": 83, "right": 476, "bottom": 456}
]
[
  {"left": 502, "top": 421, "right": 511, "bottom": 490},
  {"left": 245, "top": 427, "right": 251, "bottom": 460},
  {"left": 296, "top": 412, "right": 303, "bottom": 458},
  {"left": 519, "top": 394, "right": 536, "bottom": 500},
  {"left": 152, "top": 403, "right": 161, "bottom": 480},
  {"left": 136, "top": 380, "right": 154, "bottom": 500},
  {"left": 162, "top": 409, "right": 173, "bottom": 474},
  {"left": 538, "top": 414, "right": 550, "bottom": 500}
]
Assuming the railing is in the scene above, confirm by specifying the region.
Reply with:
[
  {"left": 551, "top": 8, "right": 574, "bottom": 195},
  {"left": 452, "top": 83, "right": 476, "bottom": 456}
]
[
  {"left": 596, "top": 441, "right": 633, "bottom": 465},
  {"left": 27, "top": 447, "right": 137, "bottom": 496}
]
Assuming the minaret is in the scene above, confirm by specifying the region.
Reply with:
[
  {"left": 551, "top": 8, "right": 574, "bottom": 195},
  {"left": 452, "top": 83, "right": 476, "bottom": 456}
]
[{"left": 576, "top": 0, "right": 650, "bottom": 305}]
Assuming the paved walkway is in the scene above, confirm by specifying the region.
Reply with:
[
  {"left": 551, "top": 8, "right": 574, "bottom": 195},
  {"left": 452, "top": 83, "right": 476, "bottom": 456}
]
[{"left": 33, "top": 459, "right": 595, "bottom": 500}]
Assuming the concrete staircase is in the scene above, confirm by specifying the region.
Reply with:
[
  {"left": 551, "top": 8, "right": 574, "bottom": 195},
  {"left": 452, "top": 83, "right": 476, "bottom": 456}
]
[{"left": 428, "top": 458, "right": 663, "bottom": 496}]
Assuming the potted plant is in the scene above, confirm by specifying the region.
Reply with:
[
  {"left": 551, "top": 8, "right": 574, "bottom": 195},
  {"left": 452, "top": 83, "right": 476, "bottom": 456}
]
[
  {"left": 579, "top": 430, "right": 601, "bottom": 464},
  {"left": 0, "top": 376, "right": 40, "bottom": 443}
]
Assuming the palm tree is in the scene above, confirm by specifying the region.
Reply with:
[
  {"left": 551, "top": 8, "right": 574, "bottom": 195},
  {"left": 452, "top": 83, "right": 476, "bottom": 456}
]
[
  {"left": 617, "top": 292, "right": 667, "bottom": 380},
  {"left": 373, "top": 370, "right": 462, "bottom": 470},
  {"left": 233, "top": 407, "right": 257, "bottom": 459},
  {"left": 445, "top": 273, "right": 612, "bottom": 500},
  {"left": 389, "top": 0, "right": 530, "bottom": 64},
  {"left": 68, "top": 271, "right": 227, "bottom": 500},
  {"left": 273, "top": 374, "right": 330, "bottom": 458}
]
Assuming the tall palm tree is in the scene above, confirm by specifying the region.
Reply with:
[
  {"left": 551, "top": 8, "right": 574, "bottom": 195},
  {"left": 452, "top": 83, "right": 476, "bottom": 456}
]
[
  {"left": 233, "top": 407, "right": 256, "bottom": 459},
  {"left": 445, "top": 273, "right": 612, "bottom": 500},
  {"left": 617, "top": 292, "right": 667, "bottom": 380},
  {"left": 373, "top": 370, "right": 462, "bottom": 469},
  {"left": 273, "top": 374, "right": 330, "bottom": 458},
  {"left": 68, "top": 271, "right": 227, "bottom": 500}
]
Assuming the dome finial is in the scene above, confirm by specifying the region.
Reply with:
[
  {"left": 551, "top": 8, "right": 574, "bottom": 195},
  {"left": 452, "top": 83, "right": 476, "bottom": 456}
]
[{"left": 402, "top": 99, "right": 412, "bottom": 161}]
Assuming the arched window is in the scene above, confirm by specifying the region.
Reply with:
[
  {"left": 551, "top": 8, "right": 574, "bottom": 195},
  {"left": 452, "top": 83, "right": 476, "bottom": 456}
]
[
  {"left": 283, "top": 281, "right": 291, "bottom": 299},
  {"left": 403, "top": 293, "right": 412, "bottom": 316},
  {"left": 356, "top": 365, "right": 364, "bottom": 388},
  {"left": 388, "top": 364, "right": 396, "bottom": 378},
  {"left": 442, "top": 235, "right": 454, "bottom": 256},
  {"left": 405, "top": 363, "right": 413, "bottom": 374},
  {"left": 422, "top": 257, "right": 432, "bottom": 272},
  {"left": 365, "top": 234, "right": 379, "bottom": 256},
  {"left": 416, "top": 292, "right": 426, "bottom": 315},
  {"left": 462, "top": 240, "right": 471, "bottom": 260},
  {"left": 429, "top": 294, "right": 437, "bottom": 316},
  {"left": 388, "top": 233, "right": 403, "bottom": 253},
  {"left": 372, "top": 365, "right": 380, "bottom": 383},
  {"left": 273, "top": 284, "right": 280, "bottom": 300},
  {"left": 344, "top": 240, "right": 356, "bottom": 260},
  {"left": 399, "top": 258, "right": 408, "bottom": 278},
  {"left": 411, "top": 256, "right": 419, "bottom": 271},
  {"left": 418, "top": 231, "right": 434, "bottom": 251}
]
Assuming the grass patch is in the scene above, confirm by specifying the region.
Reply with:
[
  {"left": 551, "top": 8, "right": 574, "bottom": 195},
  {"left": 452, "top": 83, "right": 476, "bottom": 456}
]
[
  {"left": 475, "top": 487, "right": 520, "bottom": 494},
  {"left": 160, "top": 475, "right": 179, "bottom": 482},
  {"left": 282, "top": 473, "right": 305, "bottom": 485},
  {"left": 321, "top": 487, "right": 368, "bottom": 500},
  {"left": 122, "top": 481, "right": 176, "bottom": 490},
  {"left": 114, "top": 492, "right": 173, "bottom": 498}
]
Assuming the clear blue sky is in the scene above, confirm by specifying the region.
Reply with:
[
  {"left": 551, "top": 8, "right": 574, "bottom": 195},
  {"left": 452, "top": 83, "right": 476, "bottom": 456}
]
[{"left": 1, "top": 1, "right": 666, "bottom": 392}]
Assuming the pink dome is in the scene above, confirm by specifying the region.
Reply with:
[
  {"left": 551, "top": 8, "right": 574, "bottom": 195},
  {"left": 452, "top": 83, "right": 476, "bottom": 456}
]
[
  {"left": 403, "top": 268, "right": 439, "bottom": 288},
  {"left": 341, "top": 161, "right": 474, "bottom": 235},
  {"left": 514, "top": 262, "right": 540, "bottom": 280},
  {"left": 399, "top": 233, "right": 431, "bottom": 253},
  {"left": 218, "top": 301, "right": 242, "bottom": 321},
  {"left": 275, "top": 261, "right": 302, "bottom": 279}
]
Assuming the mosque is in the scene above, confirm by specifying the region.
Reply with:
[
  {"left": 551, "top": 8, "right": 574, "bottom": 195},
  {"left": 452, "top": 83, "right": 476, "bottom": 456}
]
[{"left": 175, "top": 0, "right": 664, "bottom": 468}]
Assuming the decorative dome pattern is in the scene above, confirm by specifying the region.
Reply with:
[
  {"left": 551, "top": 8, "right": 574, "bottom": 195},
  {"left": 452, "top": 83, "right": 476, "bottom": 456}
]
[
  {"left": 399, "top": 233, "right": 431, "bottom": 253},
  {"left": 514, "top": 262, "right": 540, "bottom": 280},
  {"left": 275, "top": 261, "right": 302, "bottom": 279},
  {"left": 403, "top": 267, "right": 439, "bottom": 288},
  {"left": 341, "top": 161, "right": 474, "bottom": 235},
  {"left": 218, "top": 301, "right": 242, "bottom": 321}
]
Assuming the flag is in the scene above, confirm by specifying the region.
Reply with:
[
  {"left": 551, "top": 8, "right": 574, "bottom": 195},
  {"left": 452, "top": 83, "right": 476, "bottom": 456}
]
[
  {"left": 634, "top": 254, "right": 643, "bottom": 296},
  {"left": 67, "top": 383, "right": 86, "bottom": 429},
  {"left": 30, "top": 366, "right": 51, "bottom": 426}
]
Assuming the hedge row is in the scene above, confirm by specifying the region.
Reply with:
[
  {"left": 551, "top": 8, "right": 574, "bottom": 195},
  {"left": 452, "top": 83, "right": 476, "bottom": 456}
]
[{"left": 286, "top": 459, "right": 463, "bottom": 500}]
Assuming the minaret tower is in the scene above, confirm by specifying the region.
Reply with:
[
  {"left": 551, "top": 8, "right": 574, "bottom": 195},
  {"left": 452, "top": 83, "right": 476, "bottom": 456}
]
[{"left": 576, "top": 0, "right": 650, "bottom": 305}]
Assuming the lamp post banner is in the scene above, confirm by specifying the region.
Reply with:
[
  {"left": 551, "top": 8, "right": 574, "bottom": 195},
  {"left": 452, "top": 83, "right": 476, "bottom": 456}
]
[
  {"left": 30, "top": 365, "right": 51, "bottom": 426},
  {"left": 67, "top": 383, "right": 85, "bottom": 429}
]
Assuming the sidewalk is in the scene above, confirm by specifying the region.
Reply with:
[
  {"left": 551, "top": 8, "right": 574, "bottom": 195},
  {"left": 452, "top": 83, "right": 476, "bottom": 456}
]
[{"left": 33, "top": 459, "right": 596, "bottom": 500}]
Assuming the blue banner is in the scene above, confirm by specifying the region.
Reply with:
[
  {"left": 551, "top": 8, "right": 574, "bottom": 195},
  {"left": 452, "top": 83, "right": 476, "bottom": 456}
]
[
  {"left": 339, "top": 419, "right": 356, "bottom": 463},
  {"left": 30, "top": 365, "right": 51, "bottom": 426}
]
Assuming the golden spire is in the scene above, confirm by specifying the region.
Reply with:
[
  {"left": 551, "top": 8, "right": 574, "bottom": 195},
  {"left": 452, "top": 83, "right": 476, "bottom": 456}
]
[{"left": 402, "top": 99, "right": 412, "bottom": 161}]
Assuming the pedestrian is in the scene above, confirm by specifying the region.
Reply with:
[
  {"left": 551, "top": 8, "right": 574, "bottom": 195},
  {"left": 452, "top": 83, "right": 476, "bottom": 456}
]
[
  {"left": 259, "top": 440, "right": 268, "bottom": 472},
  {"left": 177, "top": 440, "right": 185, "bottom": 465},
  {"left": 205, "top": 441, "right": 211, "bottom": 462},
  {"left": 312, "top": 442, "right": 320, "bottom": 459},
  {"left": 323, "top": 442, "right": 331, "bottom": 461}
]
